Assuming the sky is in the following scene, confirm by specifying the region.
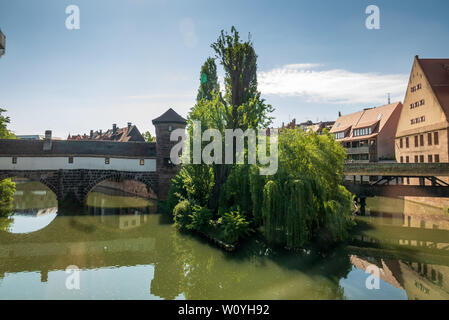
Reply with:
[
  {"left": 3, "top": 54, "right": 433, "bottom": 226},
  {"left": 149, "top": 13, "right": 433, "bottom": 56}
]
[{"left": 1, "top": 0, "right": 449, "bottom": 138}]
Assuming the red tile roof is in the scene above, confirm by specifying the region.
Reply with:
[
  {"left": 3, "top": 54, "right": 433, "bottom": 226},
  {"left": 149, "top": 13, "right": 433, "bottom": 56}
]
[
  {"left": 416, "top": 57, "right": 449, "bottom": 120},
  {"left": 330, "top": 102, "right": 402, "bottom": 141},
  {"left": 68, "top": 124, "right": 144, "bottom": 142}
]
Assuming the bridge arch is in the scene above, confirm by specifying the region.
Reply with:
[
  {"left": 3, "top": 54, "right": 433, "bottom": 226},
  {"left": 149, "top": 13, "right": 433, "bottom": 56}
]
[
  {"left": 0, "top": 171, "right": 59, "bottom": 198},
  {"left": 84, "top": 172, "right": 158, "bottom": 202}
]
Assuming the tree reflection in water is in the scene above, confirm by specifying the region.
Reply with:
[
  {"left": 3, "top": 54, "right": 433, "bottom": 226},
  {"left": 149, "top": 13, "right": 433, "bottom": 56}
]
[{"left": 1, "top": 181, "right": 449, "bottom": 300}]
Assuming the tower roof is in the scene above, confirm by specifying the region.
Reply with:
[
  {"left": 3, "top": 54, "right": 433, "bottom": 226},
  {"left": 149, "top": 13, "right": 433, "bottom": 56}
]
[{"left": 152, "top": 108, "right": 187, "bottom": 125}]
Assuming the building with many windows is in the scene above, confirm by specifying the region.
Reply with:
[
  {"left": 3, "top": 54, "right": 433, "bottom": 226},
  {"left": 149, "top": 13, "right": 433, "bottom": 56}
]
[
  {"left": 395, "top": 56, "right": 449, "bottom": 184},
  {"left": 330, "top": 102, "right": 402, "bottom": 163}
]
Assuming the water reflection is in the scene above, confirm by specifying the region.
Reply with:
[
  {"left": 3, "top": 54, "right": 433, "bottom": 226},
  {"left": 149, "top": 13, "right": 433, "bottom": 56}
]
[
  {"left": 0, "top": 181, "right": 449, "bottom": 299},
  {"left": 349, "top": 197, "right": 449, "bottom": 300},
  {"left": 1, "top": 181, "right": 58, "bottom": 234}
]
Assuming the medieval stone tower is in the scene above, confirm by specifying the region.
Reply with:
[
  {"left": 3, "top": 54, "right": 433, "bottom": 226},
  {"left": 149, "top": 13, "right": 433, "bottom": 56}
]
[{"left": 152, "top": 108, "right": 187, "bottom": 200}]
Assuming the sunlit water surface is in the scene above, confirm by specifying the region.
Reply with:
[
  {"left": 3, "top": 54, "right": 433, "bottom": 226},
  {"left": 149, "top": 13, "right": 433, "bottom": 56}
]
[{"left": 0, "top": 180, "right": 448, "bottom": 300}]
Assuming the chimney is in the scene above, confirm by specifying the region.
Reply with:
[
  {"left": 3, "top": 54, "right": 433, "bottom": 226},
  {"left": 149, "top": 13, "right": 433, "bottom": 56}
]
[
  {"left": 127, "top": 122, "right": 132, "bottom": 130},
  {"left": 338, "top": 111, "right": 342, "bottom": 117},
  {"left": 43, "top": 130, "right": 52, "bottom": 151},
  {"left": 90, "top": 130, "right": 93, "bottom": 138},
  {"left": 112, "top": 124, "right": 117, "bottom": 134},
  {"left": 99, "top": 129, "right": 102, "bottom": 135}
]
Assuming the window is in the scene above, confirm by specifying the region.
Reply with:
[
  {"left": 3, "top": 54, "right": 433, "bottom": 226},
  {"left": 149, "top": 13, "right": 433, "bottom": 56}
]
[
  {"left": 105, "top": 158, "right": 110, "bottom": 165},
  {"left": 406, "top": 137, "right": 409, "bottom": 148},
  {"left": 414, "top": 136, "right": 418, "bottom": 147},
  {"left": 428, "top": 155, "right": 433, "bottom": 163},
  {"left": 428, "top": 133, "right": 432, "bottom": 146},
  {"left": 417, "top": 83, "right": 422, "bottom": 90},
  {"left": 411, "top": 116, "right": 426, "bottom": 124},
  {"left": 420, "top": 135, "right": 424, "bottom": 146},
  {"left": 353, "top": 127, "right": 372, "bottom": 137},
  {"left": 410, "top": 100, "right": 424, "bottom": 109},
  {"left": 168, "top": 125, "right": 173, "bottom": 132},
  {"left": 139, "top": 159, "right": 145, "bottom": 166},
  {"left": 420, "top": 155, "right": 424, "bottom": 163},
  {"left": 434, "top": 132, "right": 439, "bottom": 145},
  {"left": 12, "top": 157, "right": 17, "bottom": 164},
  {"left": 415, "top": 155, "right": 419, "bottom": 163},
  {"left": 400, "top": 138, "right": 403, "bottom": 148},
  {"left": 335, "top": 131, "right": 345, "bottom": 139},
  {"left": 406, "top": 156, "right": 409, "bottom": 163},
  {"left": 400, "top": 156, "right": 404, "bottom": 163},
  {"left": 435, "top": 154, "right": 440, "bottom": 163},
  {"left": 68, "top": 157, "right": 74, "bottom": 164}
]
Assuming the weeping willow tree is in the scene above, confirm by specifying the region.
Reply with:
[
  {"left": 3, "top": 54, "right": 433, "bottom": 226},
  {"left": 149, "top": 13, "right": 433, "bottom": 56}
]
[{"left": 255, "top": 128, "right": 354, "bottom": 248}]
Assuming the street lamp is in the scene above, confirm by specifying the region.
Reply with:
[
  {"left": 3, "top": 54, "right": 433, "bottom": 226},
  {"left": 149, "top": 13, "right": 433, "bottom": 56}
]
[{"left": 0, "top": 29, "right": 5, "bottom": 58}]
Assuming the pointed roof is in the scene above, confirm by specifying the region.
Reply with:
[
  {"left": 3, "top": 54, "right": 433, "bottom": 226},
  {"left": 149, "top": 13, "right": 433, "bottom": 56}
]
[
  {"left": 330, "top": 102, "right": 402, "bottom": 141},
  {"left": 416, "top": 57, "right": 449, "bottom": 120},
  {"left": 152, "top": 108, "right": 187, "bottom": 125}
]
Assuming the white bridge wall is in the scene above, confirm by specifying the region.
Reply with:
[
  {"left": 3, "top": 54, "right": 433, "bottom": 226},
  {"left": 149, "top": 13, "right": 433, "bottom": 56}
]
[{"left": 0, "top": 157, "right": 156, "bottom": 172}]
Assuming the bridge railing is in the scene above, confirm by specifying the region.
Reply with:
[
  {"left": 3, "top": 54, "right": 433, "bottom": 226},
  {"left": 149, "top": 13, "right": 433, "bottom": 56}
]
[{"left": 343, "top": 162, "right": 449, "bottom": 177}]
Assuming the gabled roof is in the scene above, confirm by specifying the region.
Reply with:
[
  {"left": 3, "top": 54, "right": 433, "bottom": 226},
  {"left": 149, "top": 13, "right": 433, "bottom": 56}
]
[
  {"left": 329, "top": 110, "right": 364, "bottom": 133},
  {"left": 416, "top": 57, "right": 449, "bottom": 120},
  {"left": 330, "top": 102, "right": 402, "bottom": 141},
  {"left": 68, "top": 124, "right": 144, "bottom": 142},
  {"left": 152, "top": 108, "right": 187, "bottom": 125}
]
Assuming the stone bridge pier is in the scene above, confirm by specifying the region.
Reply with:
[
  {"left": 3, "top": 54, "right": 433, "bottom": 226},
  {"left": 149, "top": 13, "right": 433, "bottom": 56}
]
[{"left": 0, "top": 169, "right": 158, "bottom": 206}]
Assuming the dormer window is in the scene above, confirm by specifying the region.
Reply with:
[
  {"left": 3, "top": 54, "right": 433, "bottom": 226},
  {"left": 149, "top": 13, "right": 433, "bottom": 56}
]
[
  {"left": 353, "top": 127, "right": 372, "bottom": 137},
  {"left": 334, "top": 131, "right": 345, "bottom": 139}
]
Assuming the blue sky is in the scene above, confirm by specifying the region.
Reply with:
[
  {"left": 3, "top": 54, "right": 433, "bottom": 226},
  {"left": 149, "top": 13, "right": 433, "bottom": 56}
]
[{"left": 1, "top": 0, "right": 449, "bottom": 138}]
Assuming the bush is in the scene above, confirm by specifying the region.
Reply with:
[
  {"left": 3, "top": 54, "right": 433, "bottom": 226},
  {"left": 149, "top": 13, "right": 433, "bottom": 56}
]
[
  {"left": 173, "top": 199, "right": 193, "bottom": 231},
  {"left": 0, "top": 178, "right": 16, "bottom": 216},
  {"left": 188, "top": 205, "right": 212, "bottom": 232},
  {"left": 221, "top": 211, "right": 253, "bottom": 244}
]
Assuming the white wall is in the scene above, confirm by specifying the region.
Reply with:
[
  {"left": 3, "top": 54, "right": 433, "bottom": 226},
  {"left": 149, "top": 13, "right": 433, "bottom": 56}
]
[{"left": 0, "top": 156, "right": 156, "bottom": 172}]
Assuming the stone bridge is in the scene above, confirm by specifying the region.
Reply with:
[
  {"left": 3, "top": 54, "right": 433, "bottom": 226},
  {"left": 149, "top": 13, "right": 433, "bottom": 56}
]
[
  {"left": 0, "top": 169, "right": 158, "bottom": 204},
  {"left": 0, "top": 108, "right": 188, "bottom": 205}
]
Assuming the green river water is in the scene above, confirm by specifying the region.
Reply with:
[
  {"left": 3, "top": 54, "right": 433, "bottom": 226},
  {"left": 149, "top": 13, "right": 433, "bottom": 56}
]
[{"left": 0, "top": 179, "right": 448, "bottom": 300}]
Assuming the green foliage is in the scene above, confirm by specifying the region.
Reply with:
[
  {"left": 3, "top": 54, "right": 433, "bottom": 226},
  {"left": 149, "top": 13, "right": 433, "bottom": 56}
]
[
  {"left": 220, "top": 210, "right": 253, "bottom": 244},
  {"left": 0, "top": 178, "right": 16, "bottom": 216},
  {"left": 142, "top": 131, "right": 156, "bottom": 142},
  {"left": 257, "top": 128, "right": 354, "bottom": 248},
  {"left": 0, "top": 108, "right": 15, "bottom": 139},
  {"left": 197, "top": 58, "right": 220, "bottom": 102},
  {"left": 167, "top": 27, "right": 353, "bottom": 250},
  {"left": 218, "top": 165, "right": 252, "bottom": 219},
  {"left": 173, "top": 199, "right": 193, "bottom": 231},
  {"left": 165, "top": 173, "right": 188, "bottom": 215},
  {"left": 177, "top": 165, "right": 215, "bottom": 207},
  {"left": 173, "top": 200, "right": 212, "bottom": 233},
  {"left": 188, "top": 205, "right": 212, "bottom": 232}
]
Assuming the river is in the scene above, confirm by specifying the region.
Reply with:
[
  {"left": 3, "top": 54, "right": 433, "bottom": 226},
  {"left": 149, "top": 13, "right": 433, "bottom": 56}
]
[{"left": 0, "top": 179, "right": 448, "bottom": 300}]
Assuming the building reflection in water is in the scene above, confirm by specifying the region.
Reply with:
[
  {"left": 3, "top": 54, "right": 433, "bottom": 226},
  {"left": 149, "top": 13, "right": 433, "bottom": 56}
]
[
  {"left": 2, "top": 180, "right": 449, "bottom": 299},
  {"left": 350, "top": 196, "right": 449, "bottom": 299}
]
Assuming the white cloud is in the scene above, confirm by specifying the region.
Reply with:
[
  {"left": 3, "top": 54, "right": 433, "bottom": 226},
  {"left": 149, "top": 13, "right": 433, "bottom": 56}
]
[{"left": 258, "top": 64, "right": 408, "bottom": 105}]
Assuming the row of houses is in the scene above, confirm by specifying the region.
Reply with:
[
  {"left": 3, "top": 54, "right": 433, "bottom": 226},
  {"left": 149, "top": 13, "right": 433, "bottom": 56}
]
[{"left": 327, "top": 56, "right": 449, "bottom": 171}]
